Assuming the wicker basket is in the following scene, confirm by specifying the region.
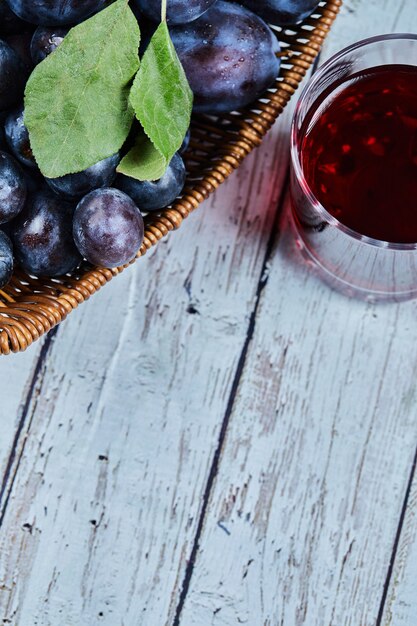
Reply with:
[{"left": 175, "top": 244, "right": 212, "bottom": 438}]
[{"left": 0, "top": 0, "right": 341, "bottom": 355}]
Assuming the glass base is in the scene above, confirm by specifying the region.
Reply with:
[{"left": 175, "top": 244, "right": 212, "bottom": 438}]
[{"left": 290, "top": 212, "right": 417, "bottom": 303}]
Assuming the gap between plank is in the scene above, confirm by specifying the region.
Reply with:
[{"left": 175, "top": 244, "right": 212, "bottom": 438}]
[
  {"left": 0, "top": 326, "right": 58, "bottom": 527},
  {"left": 173, "top": 166, "right": 291, "bottom": 626},
  {"left": 376, "top": 443, "right": 417, "bottom": 626},
  {"left": 173, "top": 53, "right": 323, "bottom": 625}
]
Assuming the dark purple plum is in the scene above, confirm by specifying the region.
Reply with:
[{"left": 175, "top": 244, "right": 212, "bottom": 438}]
[
  {"left": 179, "top": 128, "right": 191, "bottom": 155},
  {"left": 116, "top": 152, "right": 186, "bottom": 212},
  {"left": 0, "top": 38, "right": 28, "bottom": 111},
  {"left": 0, "top": 230, "right": 13, "bottom": 287},
  {"left": 4, "top": 0, "right": 108, "bottom": 26},
  {"left": 11, "top": 189, "right": 81, "bottom": 276},
  {"left": 0, "top": 150, "right": 26, "bottom": 223},
  {"left": 23, "top": 167, "right": 46, "bottom": 194},
  {"left": 4, "top": 30, "right": 34, "bottom": 71},
  {"left": 239, "top": 0, "right": 320, "bottom": 25},
  {"left": 73, "top": 188, "right": 144, "bottom": 268},
  {"left": 45, "top": 153, "right": 120, "bottom": 200},
  {"left": 170, "top": 2, "right": 281, "bottom": 113},
  {"left": 0, "top": 0, "right": 27, "bottom": 36},
  {"left": 0, "top": 115, "right": 7, "bottom": 151},
  {"left": 4, "top": 105, "right": 37, "bottom": 169},
  {"left": 30, "top": 25, "right": 68, "bottom": 64},
  {"left": 132, "top": 0, "right": 216, "bottom": 25}
]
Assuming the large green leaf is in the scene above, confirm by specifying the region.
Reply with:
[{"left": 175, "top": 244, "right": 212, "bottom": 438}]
[
  {"left": 117, "top": 130, "right": 167, "bottom": 181},
  {"left": 128, "top": 21, "right": 192, "bottom": 179},
  {"left": 24, "top": 0, "right": 140, "bottom": 178}
]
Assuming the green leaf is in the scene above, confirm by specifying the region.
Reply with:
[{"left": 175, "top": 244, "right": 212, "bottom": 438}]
[
  {"left": 129, "top": 21, "right": 192, "bottom": 174},
  {"left": 117, "top": 130, "right": 167, "bottom": 181},
  {"left": 24, "top": 0, "right": 140, "bottom": 178}
]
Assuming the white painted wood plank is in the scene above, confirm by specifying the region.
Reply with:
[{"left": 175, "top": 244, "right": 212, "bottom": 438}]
[
  {"left": 0, "top": 340, "right": 43, "bottom": 489},
  {"left": 179, "top": 203, "right": 417, "bottom": 626},
  {"left": 0, "top": 98, "right": 297, "bottom": 625},
  {"left": 179, "top": 1, "right": 417, "bottom": 624},
  {"left": 381, "top": 468, "right": 417, "bottom": 626},
  {"left": 322, "top": 0, "right": 417, "bottom": 51}
]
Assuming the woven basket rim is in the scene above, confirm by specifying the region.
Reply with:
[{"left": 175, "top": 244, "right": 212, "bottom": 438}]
[{"left": 0, "top": 0, "right": 342, "bottom": 355}]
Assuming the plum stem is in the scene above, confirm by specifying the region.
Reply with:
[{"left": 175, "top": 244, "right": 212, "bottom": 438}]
[{"left": 161, "top": 0, "right": 167, "bottom": 22}]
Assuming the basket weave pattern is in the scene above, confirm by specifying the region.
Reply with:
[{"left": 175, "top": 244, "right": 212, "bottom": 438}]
[{"left": 0, "top": 1, "right": 341, "bottom": 354}]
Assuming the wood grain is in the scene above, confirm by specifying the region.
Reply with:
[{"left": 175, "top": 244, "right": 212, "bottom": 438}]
[
  {"left": 324, "top": 0, "right": 417, "bottom": 45},
  {"left": 381, "top": 455, "right": 417, "bottom": 626},
  {"left": 0, "top": 342, "right": 44, "bottom": 513},
  {"left": 0, "top": 100, "right": 297, "bottom": 626},
  {"left": 178, "top": 1, "right": 417, "bottom": 625}
]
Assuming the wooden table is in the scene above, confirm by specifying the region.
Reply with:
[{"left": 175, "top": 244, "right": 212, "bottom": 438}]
[{"left": 1, "top": 1, "right": 417, "bottom": 624}]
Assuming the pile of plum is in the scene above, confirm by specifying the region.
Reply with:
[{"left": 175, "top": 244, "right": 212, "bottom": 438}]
[{"left": 0, "top": 0, "right": 320, "bottom": 286}]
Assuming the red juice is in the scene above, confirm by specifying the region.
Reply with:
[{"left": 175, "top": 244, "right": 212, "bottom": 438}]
[{"left": 300, "top": 65, "right": 417, "bottom": 243}]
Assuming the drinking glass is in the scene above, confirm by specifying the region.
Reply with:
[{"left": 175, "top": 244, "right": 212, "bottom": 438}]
[{"left": 290, "top": 34, "right": 417, "bottom": 302}]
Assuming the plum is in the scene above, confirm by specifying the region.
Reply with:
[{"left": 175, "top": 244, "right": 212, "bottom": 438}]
[
  {"left": 4, "top": 30, "right": 34, "bottom": 71},
  {"left": 45, "top": 153, "right": 120, "bottom": 200},
  {"left": 0, "top": 230, "right": 13, "bottom": 287},
  {"left": 73, "top": 188, "right": 144, "bottom": 268},
  {"left": 239, "top": 0, "right": 321, "bottom": 25},
  {"left": 4, "top": 0, "right": 108, "bottom": 26},
  {"left": 30, "top": 25, "right": 68, "bottom": 64},
  {"left": 11, "top": 189, "right": 81, "bottom": 276},
  {"left": 170, "top": 1, "right": 280, "bottom": 113},
  {"left": 0, "top": 38, "right": 28, "bottom": 111},
  {"left": 4, "top": 104, "right": 37, "bottom": 169},
  {"left": 0, "top": 150, "right": 27, "bottom": 223},
  {"left": 0, "top": 115, "right": 7, "bottom": 151},
  {"left": 132, "top": 0, "right": 216, "bottom": 25},
  {"left": 0, "top": 0, "right": 27, "bottom": 36},
  {"left": 179, "top": 129, "right": 191, "bottom": 155},
  {"left": 115, "top": 153, "right": 186, "bottom": 212}
]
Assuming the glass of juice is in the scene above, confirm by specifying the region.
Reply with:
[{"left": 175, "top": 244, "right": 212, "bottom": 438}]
[{"left": 290, "top": 34, "right": 417, "bottom": 302}]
